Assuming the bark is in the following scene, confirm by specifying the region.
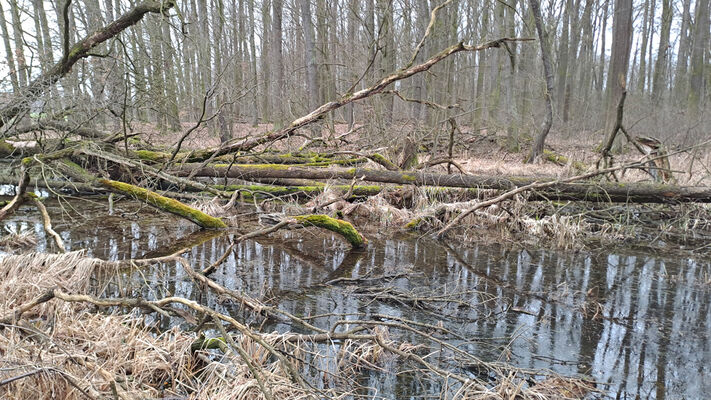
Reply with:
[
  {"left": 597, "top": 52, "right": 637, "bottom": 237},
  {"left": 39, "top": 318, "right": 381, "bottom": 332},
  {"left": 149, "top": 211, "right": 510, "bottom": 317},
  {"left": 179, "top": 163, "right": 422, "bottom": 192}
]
[
  {"left": 247, "top": 0, "right": 259, "bottom": 125},
  {"left": 98, "top": 179, "right": 227, "bottom": 229},
  {"left": 673, "top": 0, "right": 692, "bottom": 98},
  {"left": 688, "top": 0, "right": 710, "bottom": 117},
  {"left": 0, "top": 0, "right": 176, "bottom": 129},
  {"left": 173, "top": 164, "right": 711, "bottom": 204},
  {"left": 637, "top": 0, "right": 650, "bottom": 93},
  {"left": 0, "top": 1, "right": 19, "bottom": 92},
  {"left": 603, "top": 0, "right": 633, "bottom": 152},
  {"left": 651, "top": 0, "right": 672, "bottom": 102},
  {"left": 596, "top": 0, "right": 608, "bottom": 94},
  {"left": 555, "top": 0, "right": 570, "bottom": 115},
  {"left": 301, "top": 0, "right": 319, "bottom": 112},
  {"left": 526, "top": 0, "right": 554, "bottom": 163},
  {"left": 9, "top": 0, "right": 29, "bottom": 88},
  {"left": 271, "top": 0, "right": 284, "bottom": 125}
]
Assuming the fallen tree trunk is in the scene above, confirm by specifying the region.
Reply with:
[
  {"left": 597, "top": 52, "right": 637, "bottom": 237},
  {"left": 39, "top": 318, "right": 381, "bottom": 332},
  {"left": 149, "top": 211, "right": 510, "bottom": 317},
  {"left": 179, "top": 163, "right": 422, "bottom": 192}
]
[
  {"left": 174, "top": 164, "right": 711, "bottom": 204},
  {"left": 97, "top": 179, "right": 227, "bottom": 229}
]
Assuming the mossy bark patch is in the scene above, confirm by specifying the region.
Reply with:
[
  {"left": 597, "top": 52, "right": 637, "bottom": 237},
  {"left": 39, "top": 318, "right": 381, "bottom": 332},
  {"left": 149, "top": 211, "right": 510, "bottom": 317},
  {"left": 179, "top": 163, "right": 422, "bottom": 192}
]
[
  {"left": 99, "top": 179, "right": 227, "bottom": 229},
  {"left": 0, "top": 140, "right": 15, "bottom": 157},
  {"left": 293, "top": 214, "right": 366, "bottom": 248}
]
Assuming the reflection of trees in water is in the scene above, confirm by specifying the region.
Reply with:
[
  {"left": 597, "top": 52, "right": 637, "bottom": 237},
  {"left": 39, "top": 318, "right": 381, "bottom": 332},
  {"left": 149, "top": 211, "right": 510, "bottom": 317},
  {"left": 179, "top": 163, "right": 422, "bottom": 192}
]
[{"left": 10, "top": 204, "right": 710, "bottom": 398}]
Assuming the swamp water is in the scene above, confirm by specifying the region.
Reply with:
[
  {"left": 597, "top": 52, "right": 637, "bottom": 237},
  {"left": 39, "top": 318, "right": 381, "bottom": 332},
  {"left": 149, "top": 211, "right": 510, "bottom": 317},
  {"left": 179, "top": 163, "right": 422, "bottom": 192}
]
[{"left": 1, "top": 197, "right": 710, "bottom": 399}]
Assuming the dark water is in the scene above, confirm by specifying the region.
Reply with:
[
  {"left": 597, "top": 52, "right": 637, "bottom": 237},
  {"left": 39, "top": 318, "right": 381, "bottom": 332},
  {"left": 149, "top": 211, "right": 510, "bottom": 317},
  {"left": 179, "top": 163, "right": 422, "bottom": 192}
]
[{"left": 2, "top": 197, "right": 710, "bottom": 399}]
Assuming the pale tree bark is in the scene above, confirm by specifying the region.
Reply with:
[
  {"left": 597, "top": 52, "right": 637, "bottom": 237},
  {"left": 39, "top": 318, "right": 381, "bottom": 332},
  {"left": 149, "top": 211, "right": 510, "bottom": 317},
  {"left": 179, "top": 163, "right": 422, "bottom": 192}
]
[
  {"left": 687, "top": 0, "right": 710, "bottom": 118},
  {"left": 674, "top": 0, "right": 692, "bottom": 99},
  {"left": 413, "top": 0, "right": 429, "bottom": 122},
  {"left": 555, "top": 0, "right": 570, "bottom": 116},
  {"left": 161, "top": 18, "right": 181, "bottom": 131},
  {"left": 197, "top": 0, "right": 212, "bottom": 119},
  {"left": 247, "top": 0, "right": 259, "bottom": 126},
  {"left": 345, "top": 0, "right": 358, "bottom": 128},
  {"left": 214, "top": 0, "right": 231, "bottom": 142},
  {"left": 9, "top": 0, "right": 29, "bottom": 88},
  {"left": 147, "top": 18, "right": 166, "bottom": 131},
  {"left": 233, "top": 0, "right": 245, "bottom": 122},
  {"left": 259, "top": 0, "right": 271, "bottom": 121},
  {"left": 377, "top": 0, "right": 395, "bottom": 126},
  {"left": 646, "top": 0, "right": 656, "bottom": 92},
  {"left": 596, "top": 0, "right": 608, "bottom": 95},
  {"left": 83, "top": 0, "right": 107, "bottom": 110},
  {"left": 651, "top": 0, "right": 672, "bottom": 103},
  {"left": 526, "top": 0, "right": 555, "bottom": 163},
  {"left": 270, "top": 0, "right": 284, "bottom": 126},
  {"left": 180, "top": 1, "right": 196, "bottom": 113},
  {"left": 474, "top": 0, "right": 489, "bottom": 125},
  {"left": 503, "top": 0, "right": 518, "bottom": 149},
  {"left": 603, "top": 0, "right": 633, "bottom": 153},
  {"left": 0, "top": 1, "right": 19, "bottom": 92},
  {"left": 30, "top": 0, "right": 49, "bottom": 71},
  {"left": 301, "top": 0, "right": 319, "bottom": 112},
  {"left": 563, "top": 0, "right": 582, "bottom": 123},
  {"left": 577, "top": 0, "right": 594, "bottom": 100},
  {"left": 637, "top": 0, "right": 650, "bottom": 93}
]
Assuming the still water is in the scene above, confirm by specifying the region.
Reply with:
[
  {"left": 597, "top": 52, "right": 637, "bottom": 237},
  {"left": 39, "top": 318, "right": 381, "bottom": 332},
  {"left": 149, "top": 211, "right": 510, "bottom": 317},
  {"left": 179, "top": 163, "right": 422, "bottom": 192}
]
[{"left": 2, "top": 197, "right": 710, "bottom": 399}]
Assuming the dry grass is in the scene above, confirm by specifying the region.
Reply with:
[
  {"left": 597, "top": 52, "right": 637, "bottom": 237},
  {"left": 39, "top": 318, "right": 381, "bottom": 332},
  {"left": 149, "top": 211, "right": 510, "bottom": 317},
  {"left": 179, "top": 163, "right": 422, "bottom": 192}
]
[{"left": 0, "top": 252, "right": 333, "bottom": 399}]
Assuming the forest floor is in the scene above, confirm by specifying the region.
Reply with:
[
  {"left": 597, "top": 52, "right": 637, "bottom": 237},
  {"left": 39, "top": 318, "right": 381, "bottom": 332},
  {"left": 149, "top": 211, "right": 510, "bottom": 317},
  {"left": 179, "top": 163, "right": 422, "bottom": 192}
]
[{"left": 134, "top": 121, "right": 711, "bottom": 186}]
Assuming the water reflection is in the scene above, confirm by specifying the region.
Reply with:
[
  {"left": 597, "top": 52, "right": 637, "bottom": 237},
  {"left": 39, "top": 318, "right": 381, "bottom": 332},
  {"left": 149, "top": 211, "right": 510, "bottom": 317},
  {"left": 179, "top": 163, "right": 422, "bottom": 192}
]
[{"left": 2, "top": 198, "right": 710, "bottom": 398}]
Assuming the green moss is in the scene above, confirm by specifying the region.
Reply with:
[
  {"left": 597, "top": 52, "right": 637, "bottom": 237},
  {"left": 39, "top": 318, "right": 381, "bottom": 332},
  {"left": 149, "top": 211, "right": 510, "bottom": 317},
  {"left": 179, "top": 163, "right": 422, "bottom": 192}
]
[
  {"left": 190, "top": 336, "right": 227, "bottom": 352},
  {"left": 572, "top": 161, "right": 587, "bottom": 172},
  {"left": 0, "top": 140, "right": 15, "bottom": 157},
  {"left": 543, "top": 149, "right": 569, "bottom": 166},
  {"left": 293, "top": 214, "right": 366, "bottom": 248},
  {"left": 134, "top": 149, "right": 170, "bottom": 162},
  {"left": 401, "top": 174, "right": 417, "bottom": 183},
  {"left": 58, "top": 159, "right": 95, "bottom": 182},
  {"left": 404, "top": 218, "right": 423, "bottom": 230},
  {"left": 99, "top": 179, "right": 227, "bottom": 229},
  {"left": 213, "top": 183, "right": 383, "bottom": 201},
  {"left": 211, "top": 163, "right": 292, "bottom": 170},
  {"left": 369, "top": 153, "right": 399, "bottom": 170}
]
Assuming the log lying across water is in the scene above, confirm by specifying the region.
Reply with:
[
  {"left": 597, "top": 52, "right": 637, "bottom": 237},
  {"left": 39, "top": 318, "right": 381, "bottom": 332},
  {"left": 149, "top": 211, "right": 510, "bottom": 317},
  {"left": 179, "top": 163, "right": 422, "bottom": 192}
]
[{"left": 174, "top": 164, "right": 711, "bottom": 204}]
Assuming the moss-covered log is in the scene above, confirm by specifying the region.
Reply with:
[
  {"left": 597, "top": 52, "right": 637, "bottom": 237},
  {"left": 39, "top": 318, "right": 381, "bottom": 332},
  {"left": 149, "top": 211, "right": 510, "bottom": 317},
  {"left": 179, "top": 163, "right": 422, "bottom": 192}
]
[
  {"left": 174, "top": 164, "right": 711, "bottom": 204},
  {"left": 214, "top": 183, "right": 384, "bottom": 199},
  {"left": 133, "top": 149, "right": 366, "bottom": 167},
  {"left": 98, "top": 179, "right": 227, "bottom": 229},
  {"left": 292, "top": 214, "right": 367, "bottom": 248}
]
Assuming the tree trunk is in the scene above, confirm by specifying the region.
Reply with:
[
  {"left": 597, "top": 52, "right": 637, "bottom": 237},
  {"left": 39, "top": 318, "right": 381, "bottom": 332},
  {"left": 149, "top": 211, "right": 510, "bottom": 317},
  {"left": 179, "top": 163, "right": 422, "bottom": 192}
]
[
  {"left": 9, "top": 0, "right": 29, "bottom": 88},
  {"left": 673, "top": 0, "right": 692, "bottom": 99},
  {"left": 301, "top": 0, "right": 319, "bottom": 113},
  {"left": 270, "top": 0, "right": 284, "bottom": 126},
  {"left": 637, "top": 0, "right": 650, "bottom": 93},
  {"left": 688, "top": 0, "right": 710, "bottom": 118},
  {"left": 173, "top": 164, "right": 711, "bottom": 204},
  {"left": 651, "top": 0, "right": 672, "bottom": 103},
  {"left": 0, "top": 1, "right": 19, "bottom": 93},
  {"left": 526, "top": 0, "right": 555, "bottom": 163},
  {"left": 603, "top": 0, "right": 633, "bottom": 153}
]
